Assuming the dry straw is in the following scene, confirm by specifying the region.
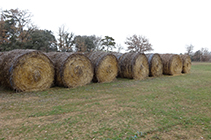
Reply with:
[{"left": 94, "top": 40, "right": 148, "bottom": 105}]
[
  {"left": 0, "top": 49, "right": 55, "bottom": 92},
  {"left": 0, "top": 52, "right": 4, "bottom": 85},
  {"left": 146, "top": 53, "right": 163, "bottom": 77},
  {"left": 112, "top": 52, "right": 123, "bottom": 76},
  {"left": 46, "top": 52, "right": 93, "bottom": 88},
  {"left": 113, "top": 52, "right": 149, "bottom": 80},
  {"left": 160, "top": 54, "right": 182, "bottom": 75},
  {"left": 86, "top": 51, "right": 118, "bottom": 83},
  {"left": 180, "top": 55, "right": 191, "bottom": 73}
]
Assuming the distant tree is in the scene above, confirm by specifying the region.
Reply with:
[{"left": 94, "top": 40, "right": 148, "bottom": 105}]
[
  {"left": 27, "top": 29, "right": 57, "bottom": 52},
  {"left": 116, "top": 43, "right": 124, "bottom": 53},
  {"left": 74, "top": 35, "right": 95, "bottom": 52},
  {"left": 125, "top": 34, "right": 153, "bottom": 53},
  {"left": 90, "top": 35, "right": 102, "bottom": 51},
  {"left": 58, "top": 25, "right": 74, "bottom": 52},
  {"left": 0, "top": 16, "right": 9, "bottom": 51},
  {"left": 100, "top": 36, "right": 116, "bottom": 51},
  {"left": 83, "top": 36, "right": 95, "bottom": 52},
  {"left": 74, "top": 36, "right": 87, "bottom": 52},
  {"left": 192, "top": 50, "right": 202, "bottom": 61},
  {"left": 200, "top": 48, "right": 210, "bottom": 61},
  {"left": 0, "top": 8, "right": 35, "bottom": 50},
  {"left": 186, "top": 44, "right": 194, "bottom": 55}
]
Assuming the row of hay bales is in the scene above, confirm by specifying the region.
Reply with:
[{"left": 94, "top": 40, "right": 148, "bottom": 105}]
[{"left": 0, "top": 49, "right": 191, "bottom": 92}]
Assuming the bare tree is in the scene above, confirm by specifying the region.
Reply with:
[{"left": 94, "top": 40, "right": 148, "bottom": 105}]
[
  {"left": 58, "top": 25, "right": 74, "bottom": 52},
  {"left": 186, "top": 44, "right": 194, "bottom": 55},
  {"left": 90, "top": 35, "right": 102, "bottom": 51},
  {"left": 125, "top": 34, "right": 153, "bottom": 53},
  {"left": 116, "top": 43, "right": 124, "bottom": 53},
  {"left": 200, "top": 47, "right": 210, "bottom": 61},
  {"left": 192, "top": 48, "right": 211, "bottom": 62}
]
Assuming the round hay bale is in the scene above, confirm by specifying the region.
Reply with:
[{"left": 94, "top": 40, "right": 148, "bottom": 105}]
[
  {"left": 146, "top": 53, "right": 163, "bottom": 77},
  {"left": 86, "top": 51, "right": 118, "bottom": 83},
  {"left": 112, "top": 52, "right": 124, "bottom": 60},
  {"left": 46, "top": 52, "right": 94, "bottom": 88},
  {"left": 0, "top": 49, "right": 55, "bottom": 92},
  {"left": 0, "top": 52, "right": 5, "bottom": 85},
  {"left": 115, "top": 52, "right": 149, "bottom": 80},
  {"left": 180, "top": 55, "right": 191, "bottom": 73},
  {"left": 160, "top": 54, "right": 182, "bottom": 75},
  {"left": 112, "top": 52, "right": 124, "bottom": 76}
]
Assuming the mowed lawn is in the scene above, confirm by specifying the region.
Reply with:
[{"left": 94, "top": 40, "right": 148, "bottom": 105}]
[{"left": 0, "top": 62, "right": 211, "bottom": 140}]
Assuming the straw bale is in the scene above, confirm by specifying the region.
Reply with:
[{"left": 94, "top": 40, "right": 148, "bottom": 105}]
[
  {"left": 160, "top": 54, "right": 182, "bottom": 75},
  {"left": 114, "top": 52, "right": 149, "bottom": 80},
  {"left": 0, "top": 49, "right": 54, "bottom": 92},
  {"left": 46, "top": 52, "right": 93, "bottom": 88},
  {"left": 112, "top": 52, "right": 124, "bottom": 60},
  {"left": 146, "top": 53, "right": 163, "bottom": 77},
  {"left": 180, "top": 55, "right": 191, "bottom": 73},
  {"left": 112, "top": 52, "right": 124, "bottom": 76},
  {"left": 86, "top": 51, "right": 118, "bottom": 83},
  {"left": 0, "top": 52, "right": 5, "bottom": 85}
]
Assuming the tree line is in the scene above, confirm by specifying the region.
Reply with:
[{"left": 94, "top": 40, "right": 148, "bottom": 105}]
[
  {"left": 185, "top": 44, "right": 211, "bottom": 62},
  {"left": 0, "top": 9, "right": 153, "bottom": 53}
]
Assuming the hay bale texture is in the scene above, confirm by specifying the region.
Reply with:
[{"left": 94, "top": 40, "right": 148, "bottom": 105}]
[
  {"left": 0, "top": 49, "right": 54, "bottom": 91},
  {"left": 0, "top": 52, "right": 4, "bottom": 85},
  {"left": 146, "top": 53, "right": 163, "bottom": 77},
  {"left": 160, "top": 54, "right": 182, "bottom": 75},
  {"left": 113, "top": 52, "right": 149, "bottom": 80},
  {"left": 86, "top": 51, "right": 118, "bottom": 83},
  {"left": 180, "top": 55, "right": 191, "bottom": 73},
  {"left": 46, "top": 52, "right": 93, "bottom": 88}
]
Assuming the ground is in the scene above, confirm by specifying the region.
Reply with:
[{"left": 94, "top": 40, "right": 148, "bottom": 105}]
[{"left": 0, "top": 62, "right": 211, "bottom": 139}]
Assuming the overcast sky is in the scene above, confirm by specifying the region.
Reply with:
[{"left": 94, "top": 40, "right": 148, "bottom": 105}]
[{"left": 1, "top": 0, "right": 211, "bottom": 54}]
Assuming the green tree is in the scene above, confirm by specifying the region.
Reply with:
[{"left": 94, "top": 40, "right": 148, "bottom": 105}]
[
  {"left": 75, "top": 35, "right": 96, "bottom": 52},
  {"left": 27, "top": 29, "right": 57, "bottom": 52},
  {"left": 0, "top": 8, "right": 35, "bottom": 50},
  {"left": 100, "top": 36, "right": 116, "bottom": 51},
  {"left": 0, "top": 16, "right": 9, "bottom": 51},
  {"left": 125, "top": 34, "right": 153, "bottom": 53}
]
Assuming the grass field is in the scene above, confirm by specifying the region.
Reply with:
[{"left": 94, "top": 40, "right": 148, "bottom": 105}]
[{"left": 0, "top": 62, "right": 211, "bottom": 140}]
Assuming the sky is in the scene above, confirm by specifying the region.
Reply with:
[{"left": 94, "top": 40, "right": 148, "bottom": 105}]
[{"left": 1, "top": 0, "right": 211, "bottom": 54}]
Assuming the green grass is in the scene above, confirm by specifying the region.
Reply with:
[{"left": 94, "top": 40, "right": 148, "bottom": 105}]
[{"left": 0, "top": 62, "right": 211, "bottom": 139}]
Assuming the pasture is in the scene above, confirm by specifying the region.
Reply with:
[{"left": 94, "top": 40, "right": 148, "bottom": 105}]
[{"left": 0, "top": 62, "right": 210, "bottom": 139}]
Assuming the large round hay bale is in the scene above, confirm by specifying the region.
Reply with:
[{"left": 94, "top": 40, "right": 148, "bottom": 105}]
[
  {"left": 180, "top": 55, "right": 191, "bottom": 73},
  {"left": 146, "top": 53, "right": 163, "bottom": 77},
  {"left": 112, "top": 52, "right": 124, "bottom": 60},
  {"left": 160, "top": 54, "right": 182, "bottom": 75},
  {"left": 0, "top": 52, "right": 5, "bottom": 85},
  {"left": 114, "top": 52, "right": 149, "bottom": 80},
  {"left": 112, "top": 52, "right": 123, "bottom": 76},
  {"left": 86, "top": 51, "right": 118, "bottom": 83},
  {"left": 0, "top": 49, "right": 54, "bottom": 92},
  {"left": 46, "top": 52, "right": 93, "bottom": 88}
]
